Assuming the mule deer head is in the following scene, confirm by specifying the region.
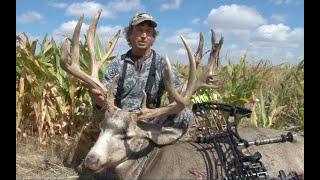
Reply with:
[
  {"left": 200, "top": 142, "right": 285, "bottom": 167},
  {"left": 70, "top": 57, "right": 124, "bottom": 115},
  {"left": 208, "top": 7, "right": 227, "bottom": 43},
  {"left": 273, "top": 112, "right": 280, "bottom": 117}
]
[{"left": 61, "top": 10, "right": 223, "bottom": 172}]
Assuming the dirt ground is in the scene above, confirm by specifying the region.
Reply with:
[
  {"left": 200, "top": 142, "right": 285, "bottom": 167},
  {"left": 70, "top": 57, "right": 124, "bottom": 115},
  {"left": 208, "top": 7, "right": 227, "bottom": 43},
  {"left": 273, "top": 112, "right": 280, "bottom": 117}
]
[
  {"left": 16, "top": 119, "right": 107, "bottom": 180},
  {"left": 16, "top": 135, "right": 80, "bottom": 180}
]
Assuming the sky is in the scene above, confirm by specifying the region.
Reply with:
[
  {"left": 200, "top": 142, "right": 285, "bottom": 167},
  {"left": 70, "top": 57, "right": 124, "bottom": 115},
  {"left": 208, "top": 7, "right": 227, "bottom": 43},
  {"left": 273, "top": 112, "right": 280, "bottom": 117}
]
[{"left": 16, "top": 0, "right": 304, "bottom": 65}]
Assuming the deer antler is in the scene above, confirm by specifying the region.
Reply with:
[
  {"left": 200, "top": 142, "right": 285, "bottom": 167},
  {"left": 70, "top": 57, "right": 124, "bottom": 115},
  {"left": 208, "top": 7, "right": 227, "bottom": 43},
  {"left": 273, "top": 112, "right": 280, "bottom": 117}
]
[
  {"left": 60, "top": 9, "right": 121, "bottom": 112},
  {"left": 132, "top": 30, "right": 223, "bottom": 120},
  {"left": 194, "top": 32, "right": 204, "bottom": 68}
]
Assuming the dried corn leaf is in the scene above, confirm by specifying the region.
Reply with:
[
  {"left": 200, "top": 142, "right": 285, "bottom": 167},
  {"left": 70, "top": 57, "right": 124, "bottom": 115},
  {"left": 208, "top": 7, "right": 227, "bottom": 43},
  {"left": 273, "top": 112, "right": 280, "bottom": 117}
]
[
  {"left": 268, "top": 105, "right": 286, "bottom": 127},
  {"left": 16, "top": 77, "right": 25, "bottom": 128}
]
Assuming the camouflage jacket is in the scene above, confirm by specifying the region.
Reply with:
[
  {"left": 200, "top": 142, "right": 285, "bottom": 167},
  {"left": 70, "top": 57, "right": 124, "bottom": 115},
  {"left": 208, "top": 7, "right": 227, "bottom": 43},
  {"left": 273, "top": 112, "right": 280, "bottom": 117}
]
[{"left": 101, "top": 49, "right": 181, "bottom": 111}]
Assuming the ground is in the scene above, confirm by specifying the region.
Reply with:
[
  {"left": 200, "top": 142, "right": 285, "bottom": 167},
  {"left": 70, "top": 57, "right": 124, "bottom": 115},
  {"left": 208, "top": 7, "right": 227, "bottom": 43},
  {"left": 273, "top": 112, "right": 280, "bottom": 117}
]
[{"left": 16, "top": 136, "right": 79, "bottom": 179}]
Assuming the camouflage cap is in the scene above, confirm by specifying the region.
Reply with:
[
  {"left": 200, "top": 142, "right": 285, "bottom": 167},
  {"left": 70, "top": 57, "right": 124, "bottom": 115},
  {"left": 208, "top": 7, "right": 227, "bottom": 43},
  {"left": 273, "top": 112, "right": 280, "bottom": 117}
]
[{"left": 130, "top": 12, "right": 157, "bottom": 27}]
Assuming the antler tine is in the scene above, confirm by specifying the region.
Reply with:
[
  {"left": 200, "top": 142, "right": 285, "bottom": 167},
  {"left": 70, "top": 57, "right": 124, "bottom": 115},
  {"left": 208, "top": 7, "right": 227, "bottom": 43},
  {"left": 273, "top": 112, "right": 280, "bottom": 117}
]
[
  {"left": 88, "top": 9, "right": 120, "bottom": 82},
  {"left": 211, "top": 29, "right": 216, "bottom": 47},
  {"left": 101, "top": 30, "right": 121, "bottom": 64},
  {"left": 106, "top": 75, "right": 121, "bottom": 112},
  {"left": 60, "top": 12, "right": 109, "bottom": 96},
  {"left": 61, "top": 38, "right": 70, "bottom": 65},
  {"left": 88, "top": 9, "right": 101, "bottom": 79},
  {"left": 164, "top": 55, "right": 185, "bottom": 105},
  {"left": 215, "top": 34, "right": 224, "bottom": 67},
  {"left": 194, "top": 32, "right": 204, "bottom": 68},
  {"left": 70, "top": 14, "right": 84, "bottom": 66},
  {"left": 140, "top": 91, "right": 148, "bottom": 110},
  {"left": 180, "top": 35, "right": 197, "bottom": 100},
  {"left": 206, "top": 29, "right": 223, "bottom": 79}
]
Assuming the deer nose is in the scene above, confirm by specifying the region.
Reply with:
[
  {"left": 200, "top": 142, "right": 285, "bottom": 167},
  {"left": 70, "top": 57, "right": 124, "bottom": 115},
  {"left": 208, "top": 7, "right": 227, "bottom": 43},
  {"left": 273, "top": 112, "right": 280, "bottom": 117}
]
[{"left": 84, "top": 154, "right": 100, "bottom": 170}]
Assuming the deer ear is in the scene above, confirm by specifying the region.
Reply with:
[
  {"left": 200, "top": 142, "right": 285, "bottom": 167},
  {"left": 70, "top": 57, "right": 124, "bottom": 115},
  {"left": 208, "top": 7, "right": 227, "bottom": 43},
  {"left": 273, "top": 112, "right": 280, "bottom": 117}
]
[
  {"left": 135, "top": 121, "right": 184, "bottom": 145},
  {"left": 147, "top": 126, "right": 183, "bottom": 145}
]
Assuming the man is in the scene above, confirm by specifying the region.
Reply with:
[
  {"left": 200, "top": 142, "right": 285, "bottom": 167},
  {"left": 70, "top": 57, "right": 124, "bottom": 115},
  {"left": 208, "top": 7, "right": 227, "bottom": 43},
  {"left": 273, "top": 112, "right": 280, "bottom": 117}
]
[{"left": 91, "top": 12, "right": 195, "bottom": 144}]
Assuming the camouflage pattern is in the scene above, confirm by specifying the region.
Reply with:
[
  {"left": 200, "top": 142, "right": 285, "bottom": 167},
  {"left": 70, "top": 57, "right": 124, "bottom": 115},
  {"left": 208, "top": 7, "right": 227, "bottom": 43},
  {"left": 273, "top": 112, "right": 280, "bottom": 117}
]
[
  {"left": 97, "top": 50, "right": 195, "bottom": 128},
  {"left": 130, "top": 12, "right": 157, "bottom": 27},
  {"left": 103, "top": 50, "right": 180, "bottom": 111}
]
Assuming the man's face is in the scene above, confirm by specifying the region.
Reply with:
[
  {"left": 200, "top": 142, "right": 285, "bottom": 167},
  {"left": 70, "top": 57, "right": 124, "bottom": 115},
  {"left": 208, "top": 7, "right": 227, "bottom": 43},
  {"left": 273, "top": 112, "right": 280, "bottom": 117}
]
[{"left": 129, "top": 22, "right": 155, "bottom": 51}]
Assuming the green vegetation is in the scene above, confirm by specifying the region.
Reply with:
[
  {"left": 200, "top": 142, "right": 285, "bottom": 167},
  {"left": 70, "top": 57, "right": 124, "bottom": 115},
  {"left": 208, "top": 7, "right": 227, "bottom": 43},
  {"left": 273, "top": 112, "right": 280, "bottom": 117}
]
[
  {"left": 16, "top": 33, "right": 112, "bottom": 144},
  {"left": 182, "top": 54, "right": 304, "bottom": 131},
  {"left": 16, "top": 33, "right": 304, "bottom": 144}
]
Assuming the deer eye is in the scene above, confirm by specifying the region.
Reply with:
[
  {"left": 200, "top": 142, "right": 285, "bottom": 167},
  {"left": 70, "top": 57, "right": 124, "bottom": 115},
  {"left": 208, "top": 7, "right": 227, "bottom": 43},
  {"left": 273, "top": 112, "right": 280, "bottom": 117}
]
[
  {"left": 120, "top": 130, "right": 132, "bottom": 140},
  {"left": 121, "top": 136, "right": 132, "bottom": 140},
  {"left": 120, "top": 134, "right": 132, "bottom": 140},
  {"left": 120, "top": 129, "right": 127, "bottom": 136}
]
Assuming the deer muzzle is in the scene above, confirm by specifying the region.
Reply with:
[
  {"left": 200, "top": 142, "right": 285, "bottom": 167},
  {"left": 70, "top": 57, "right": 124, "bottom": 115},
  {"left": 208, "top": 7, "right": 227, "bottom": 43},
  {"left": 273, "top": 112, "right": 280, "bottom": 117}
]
[{"left": 84, "top": 153, "right": 101, "bottom": 171}]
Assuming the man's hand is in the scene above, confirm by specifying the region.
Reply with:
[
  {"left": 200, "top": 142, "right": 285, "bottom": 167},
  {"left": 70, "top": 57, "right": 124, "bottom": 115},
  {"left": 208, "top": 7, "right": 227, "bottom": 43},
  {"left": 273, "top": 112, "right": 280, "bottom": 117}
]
[{"left": 91, "top": 89, "right": 106, "bottom": 108}]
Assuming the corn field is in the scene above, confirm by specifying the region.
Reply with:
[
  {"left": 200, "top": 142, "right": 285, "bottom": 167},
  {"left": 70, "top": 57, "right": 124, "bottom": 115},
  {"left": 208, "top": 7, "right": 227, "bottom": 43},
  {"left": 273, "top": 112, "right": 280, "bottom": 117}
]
[
  {"left": 186, "top": 54, "right": 304, "bottom": 131},
  {"left": 16, "top": 33, "right": 304, "bottom": 144},
  {"left": 16, "top": 33, "right": 110, "bottom": 144}
]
